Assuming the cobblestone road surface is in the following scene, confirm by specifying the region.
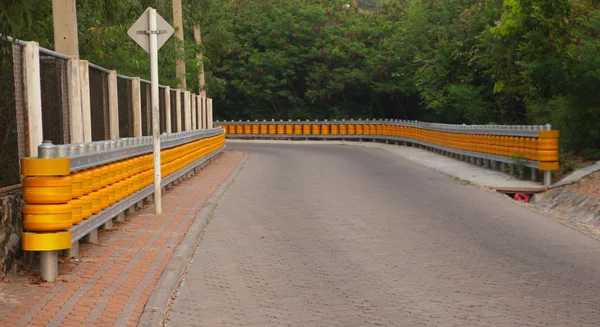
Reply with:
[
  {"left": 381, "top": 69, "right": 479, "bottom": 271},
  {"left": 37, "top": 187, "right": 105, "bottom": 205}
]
[{"left": 166, "top": 143, "right": 600, "bottom": 327}]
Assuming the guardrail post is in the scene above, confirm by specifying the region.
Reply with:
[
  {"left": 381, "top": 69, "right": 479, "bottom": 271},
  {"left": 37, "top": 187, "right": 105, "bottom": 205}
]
[
  {"left": 165, "top": 87, "right": 171, "bottom": 133},
  {"left": 132, "top": 77, "right": 143, "bottom": 137},
  {"left": 108, "top": 70, "right": 119, "bottom": 139},
  {"left": 23, "top": 42, "right": 43, "bottom": 157},
  {"left": 83, "top": 229, "right": 98, "bottom": 244},
  {"left": 544, "top": 171, "right": 552, "bottom": 186},
  {"left": 530, "top": 168, "right": 537, "bottom": 181},
  {"left": 80, "top": 60, "right": 92, "bottom": 142},
  {"left": 64, "top": 241, "right": 79, "bottom": 258},
  {"left": 37, "top": 141, "right": 59, "bottom": 282},
  {"left": 115, "top": 213, "right": 125, "bottom": 223},
  {"left": 102, "top": 219, "right": 113, "bottom": 230}
]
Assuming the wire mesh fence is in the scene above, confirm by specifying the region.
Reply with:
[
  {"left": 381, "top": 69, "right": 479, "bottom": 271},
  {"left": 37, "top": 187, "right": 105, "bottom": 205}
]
[
  {"left": 170, "top": 89, "right": 177, "bottom": 132},
  {"left": 89, "top": 66, "right": 109, "bottom": 141},
  {"left": 0, "top": 43, "right": 23, "bottom": 187},
  {"left": 39, "top": 54, "right": 70, "bottom": 145},
  {"left": 140, "top": 81, "right": 150, "bottom": 136},
  {"left": 159, "top": 86, "right": 166, "bottom": 133},
  {"left": 1, "top": 38, "right": 214, "bottom": 189},
  {"left": 117, "top": 77, "right": 133, "bottom": 138}
]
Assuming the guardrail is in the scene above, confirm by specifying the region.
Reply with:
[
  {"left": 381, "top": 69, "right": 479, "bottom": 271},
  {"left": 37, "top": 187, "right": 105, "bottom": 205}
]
[
  {"left": 217, "top": 119, "right": 559, "bottom": 186},
  {"left": 20, "top": 128, "right": 225, "bottom": 281}
]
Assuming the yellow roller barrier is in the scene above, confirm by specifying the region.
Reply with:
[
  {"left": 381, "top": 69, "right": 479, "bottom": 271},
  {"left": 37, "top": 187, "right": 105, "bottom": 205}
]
[
  {"left": 348, "top": 124, "right": 356, "bottom": 135},
  {"left": 22, "top": 231, "right": 71, "bottom": 251},
  {"left": 71, "top": 172, "right": 84, "bottom": 199},
  {"left": 69, "top": 199, "right": 83, "bottom": 224},
  {"left": 23, "top": 176, "right": 72, "bottom": 204},
  {"left": 21, "top": 158, "right": 70, "bottom": 176},
  {"left": 321, "top": 124, "right": 330, "bottom": 135},
  {"left": 23, "top": 203, "right": 72, "bottom": 232},
  {"left": 294, "top": 124, "right": 302, "bottom": 134},
  {"left": 312, "top": 124, "right": 320, "bottom": 135},
  {"left": 277, "top": 124, "right": 285, "bottom": 135},
  {"left": 244, "top": 125, "right": 252, "bottom": 134},
  {"left": 285, "top": 124, "right": 293, "bottom": 134},
  {"left": 252, "top": 124, "right": 259, "bottom": 134},
  {"left": 82, "top": 170, "right": 93, "bottom": 194},
  {"left": 80, "top": 194, "right": 93, "bottom": 219},
  {"left": 260, "top": 124, "right": 268, "bottom": 134},
  {"left": 303, "top": 124, "right": 311, "bottom": 135},
  {"left": 331, "top": 124, "right": 339, "bottom": 135},
  {"left": 363, "top": 124, "right": 370, "bottom": 135},
  {"left": 90, "top": 192, "right": 101, "bottom": 214},
  {"left": 356, "top": 124, "right": 363, "bottom": 134},
  {"left": 339, "top": 124, "right": 347, "bottom": 135}
]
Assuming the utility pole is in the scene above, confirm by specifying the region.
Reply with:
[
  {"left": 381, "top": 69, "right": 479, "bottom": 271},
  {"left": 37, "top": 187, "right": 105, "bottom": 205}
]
[
  {"left": 194, "top": 25, "right": 206, "bottom": 97},
  {"left": 172, "top": 0, "right": 186, "bottom": 89},
  {"left": 52, "top": 0, "right": 85, "bottom": 144},
  {"left": 52, "top": 0, "right": 79, "bottom": 56}
]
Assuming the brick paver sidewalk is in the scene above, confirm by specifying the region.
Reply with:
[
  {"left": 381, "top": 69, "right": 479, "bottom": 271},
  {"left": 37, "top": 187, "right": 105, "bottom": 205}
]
[{"left": 0, "top": 150, "right": 244, "bottom": 327}]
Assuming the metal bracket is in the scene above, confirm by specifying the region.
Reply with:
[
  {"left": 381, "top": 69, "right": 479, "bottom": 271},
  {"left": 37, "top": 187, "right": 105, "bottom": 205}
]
[{"left": 136, "top": 30, "right": 168, "bottom": 35}]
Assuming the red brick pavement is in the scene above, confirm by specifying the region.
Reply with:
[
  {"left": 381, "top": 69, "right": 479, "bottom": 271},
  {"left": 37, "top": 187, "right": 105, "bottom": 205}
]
[{"left": 0, "top": 150, "right": 244, "bottom": 327}]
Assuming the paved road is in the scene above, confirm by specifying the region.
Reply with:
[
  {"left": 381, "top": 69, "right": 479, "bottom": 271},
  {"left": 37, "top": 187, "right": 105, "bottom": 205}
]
[{"left": 166, "top": 143, "right": 600, "bottom": 327}]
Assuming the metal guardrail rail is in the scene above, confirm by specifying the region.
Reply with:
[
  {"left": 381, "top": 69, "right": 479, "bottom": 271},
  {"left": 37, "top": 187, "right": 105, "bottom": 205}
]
[
  {"left": 20, "top": 128, "right": 225, "bottom": 282},
  {"left": 217, "top": 119, "right": 551, "bottom": 137},
  {"left": 217, "top": 119, "right": 560, "bottom": 188},
  {"left": 55, "top": 128, "right": 223, "bottom": 171}
]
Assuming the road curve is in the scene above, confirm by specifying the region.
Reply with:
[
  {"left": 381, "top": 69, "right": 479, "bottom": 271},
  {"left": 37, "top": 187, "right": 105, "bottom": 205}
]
[{"left": 166, "top": 142, "right": 600, "bottom": 327}]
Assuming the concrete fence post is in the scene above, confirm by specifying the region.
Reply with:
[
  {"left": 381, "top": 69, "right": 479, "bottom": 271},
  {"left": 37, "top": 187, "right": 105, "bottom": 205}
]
[
  {"left": 185, "top": 90, "right": 192, "bottom": 131},
  {"left": 132, "top": 77, "right": 142, "bottom": 137},
  {"left": 68, "top": 57, "right": 83, "bottom": 143},
  {"left": 79, "top": 60, "right": 92, "bottom": 142},
  {"left": 165, "top": 86, "right": 171, "bottom": 133},
  {"left": 108, "top": 70, "right": 119, "bottom": 139},
  {"left": 23, "top": 42, "right": 43, "bottom": 157},
  {"left": 208, "top": 98, "right": 213, "bottom": 128},
  {"left": 195, "top": 95, "right": 202, "bottom": 129},
  {"left": 191, "top": 93, "right": 197, "bottom": 129}
]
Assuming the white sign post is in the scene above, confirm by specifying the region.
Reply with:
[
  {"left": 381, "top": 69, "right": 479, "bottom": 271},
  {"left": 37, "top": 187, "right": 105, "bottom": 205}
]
[{"left": 128, "top": 8, "right": 174, "bottom": 214}]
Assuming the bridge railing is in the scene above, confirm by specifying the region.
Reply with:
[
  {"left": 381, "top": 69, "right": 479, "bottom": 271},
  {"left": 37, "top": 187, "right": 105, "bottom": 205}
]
[
  {"left": 216, "top": 119, "right": 559, "bottom": 186},
  {"left": 5, "top": 37, "right": 223, "bottom": 281}
]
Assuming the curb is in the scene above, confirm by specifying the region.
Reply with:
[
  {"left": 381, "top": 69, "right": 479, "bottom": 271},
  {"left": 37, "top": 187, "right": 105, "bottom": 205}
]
[{"left": 137, "top": 152, "right": 249, "bottom": 327}]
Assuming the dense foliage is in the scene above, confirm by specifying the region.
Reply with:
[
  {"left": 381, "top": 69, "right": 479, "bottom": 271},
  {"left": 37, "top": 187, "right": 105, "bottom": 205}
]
[{"left": 3, "top": 0, "right": 600, "bottom": 155}]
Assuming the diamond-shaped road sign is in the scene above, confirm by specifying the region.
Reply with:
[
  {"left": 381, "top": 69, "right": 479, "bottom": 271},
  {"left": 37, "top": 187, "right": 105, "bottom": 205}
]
[{"left": 127, "top": 8, "right": 174, "bottom": 53}]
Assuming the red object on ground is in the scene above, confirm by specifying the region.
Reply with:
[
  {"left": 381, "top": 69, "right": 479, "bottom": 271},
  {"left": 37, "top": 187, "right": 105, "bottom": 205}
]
[{"left": 514, "top": 193, "right": 530, "bottom": 203}]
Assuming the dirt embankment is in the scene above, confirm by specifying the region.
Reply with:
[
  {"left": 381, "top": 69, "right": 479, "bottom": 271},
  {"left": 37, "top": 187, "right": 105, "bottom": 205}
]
[{"left": 535, "top": 171, "right": 600, "bottom": 225}]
